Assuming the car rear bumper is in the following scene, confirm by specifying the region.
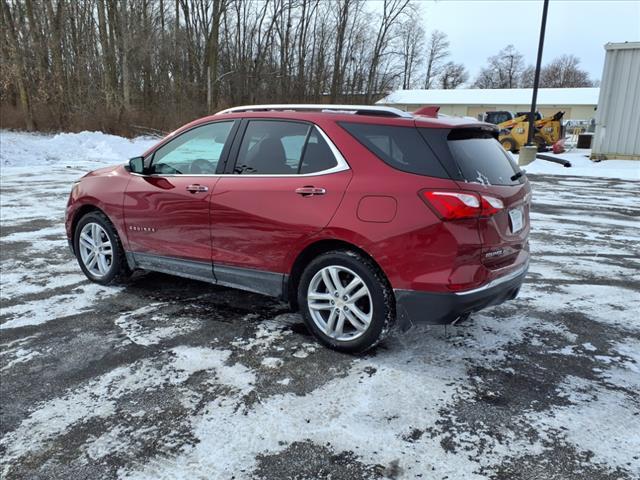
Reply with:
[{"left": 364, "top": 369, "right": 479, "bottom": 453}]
[{"left": 394, "top": 262, "right": 528, "bottom": 331}]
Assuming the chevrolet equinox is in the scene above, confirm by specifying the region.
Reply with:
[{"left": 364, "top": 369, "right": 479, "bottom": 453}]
[{"left": 66, "top": 104, "right": 530, "bottom": 352}]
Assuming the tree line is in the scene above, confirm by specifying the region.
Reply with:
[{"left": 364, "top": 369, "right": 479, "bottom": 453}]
[
  {"left": 473, "top": 45, "right": 595, "bottom": 89},
  {"left": 0, "top": 0, "right": 595, "bottom": 135}
]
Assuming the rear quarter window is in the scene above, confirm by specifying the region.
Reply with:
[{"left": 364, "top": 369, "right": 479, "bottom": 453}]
[
  {"left": 339, "top": 122, "right": 449, "bottom": 178},
  {"left": 420, "top": 128, "right": 523, "bottom": 186}
]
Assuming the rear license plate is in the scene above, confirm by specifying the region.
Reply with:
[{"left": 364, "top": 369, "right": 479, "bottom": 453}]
[{"left": 509, "top": 207, "right": 524, "bottom": 234}]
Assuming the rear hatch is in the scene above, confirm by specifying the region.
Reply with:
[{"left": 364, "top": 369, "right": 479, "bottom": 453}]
[{"left": 418, "top": 126, "right": 531, "bottom": 269}]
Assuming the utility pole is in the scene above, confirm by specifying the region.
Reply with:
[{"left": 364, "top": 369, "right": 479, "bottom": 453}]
[{"left": 527, "top": 0, "right": 550, "bottom": 145}]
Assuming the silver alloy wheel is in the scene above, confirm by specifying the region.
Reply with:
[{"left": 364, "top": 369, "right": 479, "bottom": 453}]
[
  {"left": 78, "top": 222, "right": 113, "bottom": 278},
  {"left": 307, "top": 265, "right": 373, "bottom": 341}
]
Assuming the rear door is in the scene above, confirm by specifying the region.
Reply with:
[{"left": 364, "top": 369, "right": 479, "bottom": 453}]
[
  {"left": 123, "top": 121, "right": 236, "bottom": 280},
  {"left": 420, "top": 127, "right": 531, "bottom": 268},
  {"left": 210, "top": 119, "right": 352, "bottom": 293}
]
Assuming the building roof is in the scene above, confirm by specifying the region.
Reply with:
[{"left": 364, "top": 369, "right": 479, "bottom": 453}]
[
  {"left": 376, "top": 87, "right": 600, "bottom": 106},
  {"left": 605, "top": 41, "right": 640, "bottom": 51}
]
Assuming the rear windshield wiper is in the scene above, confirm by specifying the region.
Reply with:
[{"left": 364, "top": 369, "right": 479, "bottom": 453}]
[{"left": 511, "top": 170, "right": 525, "bottom": 181}]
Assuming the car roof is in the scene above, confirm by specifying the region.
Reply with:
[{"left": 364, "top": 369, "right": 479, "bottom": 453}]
[{"left": 163, "top": 105, "right": 496, "bottom": 142}]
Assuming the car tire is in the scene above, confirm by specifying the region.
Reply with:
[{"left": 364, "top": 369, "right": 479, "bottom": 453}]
[
  {"left": 298, "top": 250, "right": 395, "bottom": 353},
  {"left": 74, "top": 211, "right": 131, "bottom": 285}
]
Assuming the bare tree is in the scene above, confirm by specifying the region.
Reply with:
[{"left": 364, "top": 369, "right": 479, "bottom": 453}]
[
  {"left": 399, "top": 14, "right": 424, "bottom": 89},
  {"left": 473, "top": 44, "right": 525, "bottom": 88},
  {"left": 540, "top": 55, "right": 593, "bottom": 87},
  {"left": 293, "top": 0, "right": 320, "bottom": 100},
  {"left": 520, "top": 64, "right": 536, "bottom": 88},
  {"left": 1, "top": 0, "right": 35, "bottom": 130},
  {"left": 439, "top": 61, "right": 468, "bottom": 89},
  {"left": 518, "top": 55, "right": 593, "bottom": 88},
  {"left": 329, "top": 0, "right": 357, "bottom": 102},
  {"left": 365, "top": 0, "right": 411, "bottom": 102},
  {"left": 423, "top": 30, "right": 449, "bottom": 89},
  {"left": 206, "top": 0, "right": 229, "bottom": 111},
  {"left": 119, "top": 0, "right": 131, "bottom": 110},
  {"left": 0, "top": 0, "right": 427, "bottom": 133}
]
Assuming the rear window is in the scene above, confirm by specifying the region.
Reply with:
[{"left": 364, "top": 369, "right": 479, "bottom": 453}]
[
  {"left": 420, "top": 128, "right": 523, "bottom": 186},
  {"left": 339, "top": 122, "right": 449, "bottom": 178}
]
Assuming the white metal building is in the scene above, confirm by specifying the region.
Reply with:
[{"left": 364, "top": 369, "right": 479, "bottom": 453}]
[
  {"left": 376, "top": 87, "right": 599, "bottom": 121},
  {"left": 592, "top": 42, "right": 640, "bottom": 160}
]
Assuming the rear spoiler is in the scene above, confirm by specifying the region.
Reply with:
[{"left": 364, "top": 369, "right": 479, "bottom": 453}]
[
  {"left": 414, "top": 105, "right": 440, "bottom": 117},
  {"left": 447, "top": 125, "right": 500, "bottom": 141}
]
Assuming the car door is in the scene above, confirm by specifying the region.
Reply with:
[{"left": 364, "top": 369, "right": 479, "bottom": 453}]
[
  {"left": 123, "top": 120, "right": 237, "bottom": 281},
  {"left": 210, "top": 119, "right": 352, "bottom": 294}
]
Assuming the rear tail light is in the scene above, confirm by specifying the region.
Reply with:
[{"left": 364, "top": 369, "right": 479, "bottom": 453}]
[
  {"left": 420, "top": 190, "right": 504, "bottom": 220},
  {"left": 480, "top": 195, "right": 504, "bottom": 216},
  {"left": 421, "top": 191, "right": 480, "bottom": 220}
]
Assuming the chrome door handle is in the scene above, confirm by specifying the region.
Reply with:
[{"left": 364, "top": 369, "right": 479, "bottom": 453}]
[
  {"left": 186, "top": 184, "right": 208, "bottom": 193},
  {"left": 295, "top": 186, "right": 326, "bottom": 196}
]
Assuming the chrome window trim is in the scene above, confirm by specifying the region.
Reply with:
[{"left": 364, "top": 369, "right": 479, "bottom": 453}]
[{"left": 129, "top": 124, "right": 350, "bottom": 178}]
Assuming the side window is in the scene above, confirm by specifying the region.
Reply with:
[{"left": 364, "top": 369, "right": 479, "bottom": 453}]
[
  {"left": 235, "top": 120, "right": 310, "bottom": 174},
  {"left": 299, "top": 128, "right": 337, "bottom": 174},
  {"left": 281, "top": 135, "right": 307, "bottom": 170},
  {"left": 367, "top": 135, "right": 405, "bottom": 164},
  {"left": 339, "top": 122, "right": 449, "bottom": 178},
  {"left": 151, "top": 122, "right": 233, "bottom": 175}
]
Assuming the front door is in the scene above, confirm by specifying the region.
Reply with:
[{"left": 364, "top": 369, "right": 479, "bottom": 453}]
[
  {"left": 123, "top": 120, "right": 236, "bottom": 281},
  {"left": 211, "top": 119, "right": 352, "bottom": 293}
]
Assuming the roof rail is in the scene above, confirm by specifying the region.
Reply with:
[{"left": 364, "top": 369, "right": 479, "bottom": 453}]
[{"left": 216, "top": 104, "right": 413, "bottom": 118}]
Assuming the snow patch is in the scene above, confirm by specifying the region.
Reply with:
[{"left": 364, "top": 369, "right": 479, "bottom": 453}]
[
  {"left": 0, "top": 346, "right": 254, "bottom": 475},
  {"left": 528, "top": 375, "right": 640, "bottom": 476},
  {"left": 519, "top": 284, "right": 640, "bottom": 331},
  {"left": 1, "top": 283, "right": 122, "bottom": 330},
  {"left": 521, "top": 149, "right": 640, "bottom": 180},
  {"left": 230, "top": 314, "right": 298, "bottom": 352},
  {"left": 114, "top": 304, "right": 203, "bottom": 346},
  {"left": 120, "top": 313, "right": 540, "bottom": 480},
  {"left": 0, "top": 130, "right": 156, "bottom": 168},
  {"left": 0, "top": 347, "right": 42, "bottom": 371},
  {"left": 260, "top": 357, "right": 284, "bottom": 369}
]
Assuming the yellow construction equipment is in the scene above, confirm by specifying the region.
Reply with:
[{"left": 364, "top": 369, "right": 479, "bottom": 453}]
[{"left": 496, "top": 111, "right": 565, "bottom": 153}]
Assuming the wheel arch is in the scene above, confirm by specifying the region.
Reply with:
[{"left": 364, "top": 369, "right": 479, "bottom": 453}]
[
  {"left": 70, "top": 204, "right": 129, "bottom": 261},
  {"left": 286, "top": 238, "right": 390, "bottom": 311},
  {"left": 70, "top": 203, "right": 133, "bottom": 283},
  {"left": 71, "top": 204, "right": 106, "bottom": 238}
]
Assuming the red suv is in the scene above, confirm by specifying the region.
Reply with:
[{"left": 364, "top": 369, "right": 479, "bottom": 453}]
[{"left": 66, "top": 104, "right": 530, "bottom": 352}]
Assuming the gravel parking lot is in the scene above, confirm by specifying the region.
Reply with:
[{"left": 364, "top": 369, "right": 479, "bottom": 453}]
[{"left": 1, "top": 150, "right": 639, "bottom": 479}]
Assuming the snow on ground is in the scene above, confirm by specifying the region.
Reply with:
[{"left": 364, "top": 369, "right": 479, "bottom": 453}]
[
  {"left": 513, "top": 147, "right": 640, "bottom": 180},
  {"left": 0, "top": 130, "right": 157, "bottom": 168},
  {"left": 1, "top": 131, "right": 639, "bottom": 479},
  {"left": 0, "top": 131, "right": 156, "bottom": 225},
  {"left": 1, "top": 130, "right": 155, "bottom": 330}
]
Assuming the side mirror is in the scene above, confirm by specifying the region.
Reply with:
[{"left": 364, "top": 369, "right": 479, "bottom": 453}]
[{"left": 129, "top": 156, "right": 145, "bottom": 174}]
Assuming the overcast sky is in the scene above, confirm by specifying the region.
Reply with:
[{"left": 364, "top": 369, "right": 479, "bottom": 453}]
[{"left": 413, "top": 0, "right": 640, "bottom": 84}]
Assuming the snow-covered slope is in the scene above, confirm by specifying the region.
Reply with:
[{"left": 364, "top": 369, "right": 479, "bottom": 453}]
[{"left": 0, "top": 130, "right": 157, "bottom": 169}]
